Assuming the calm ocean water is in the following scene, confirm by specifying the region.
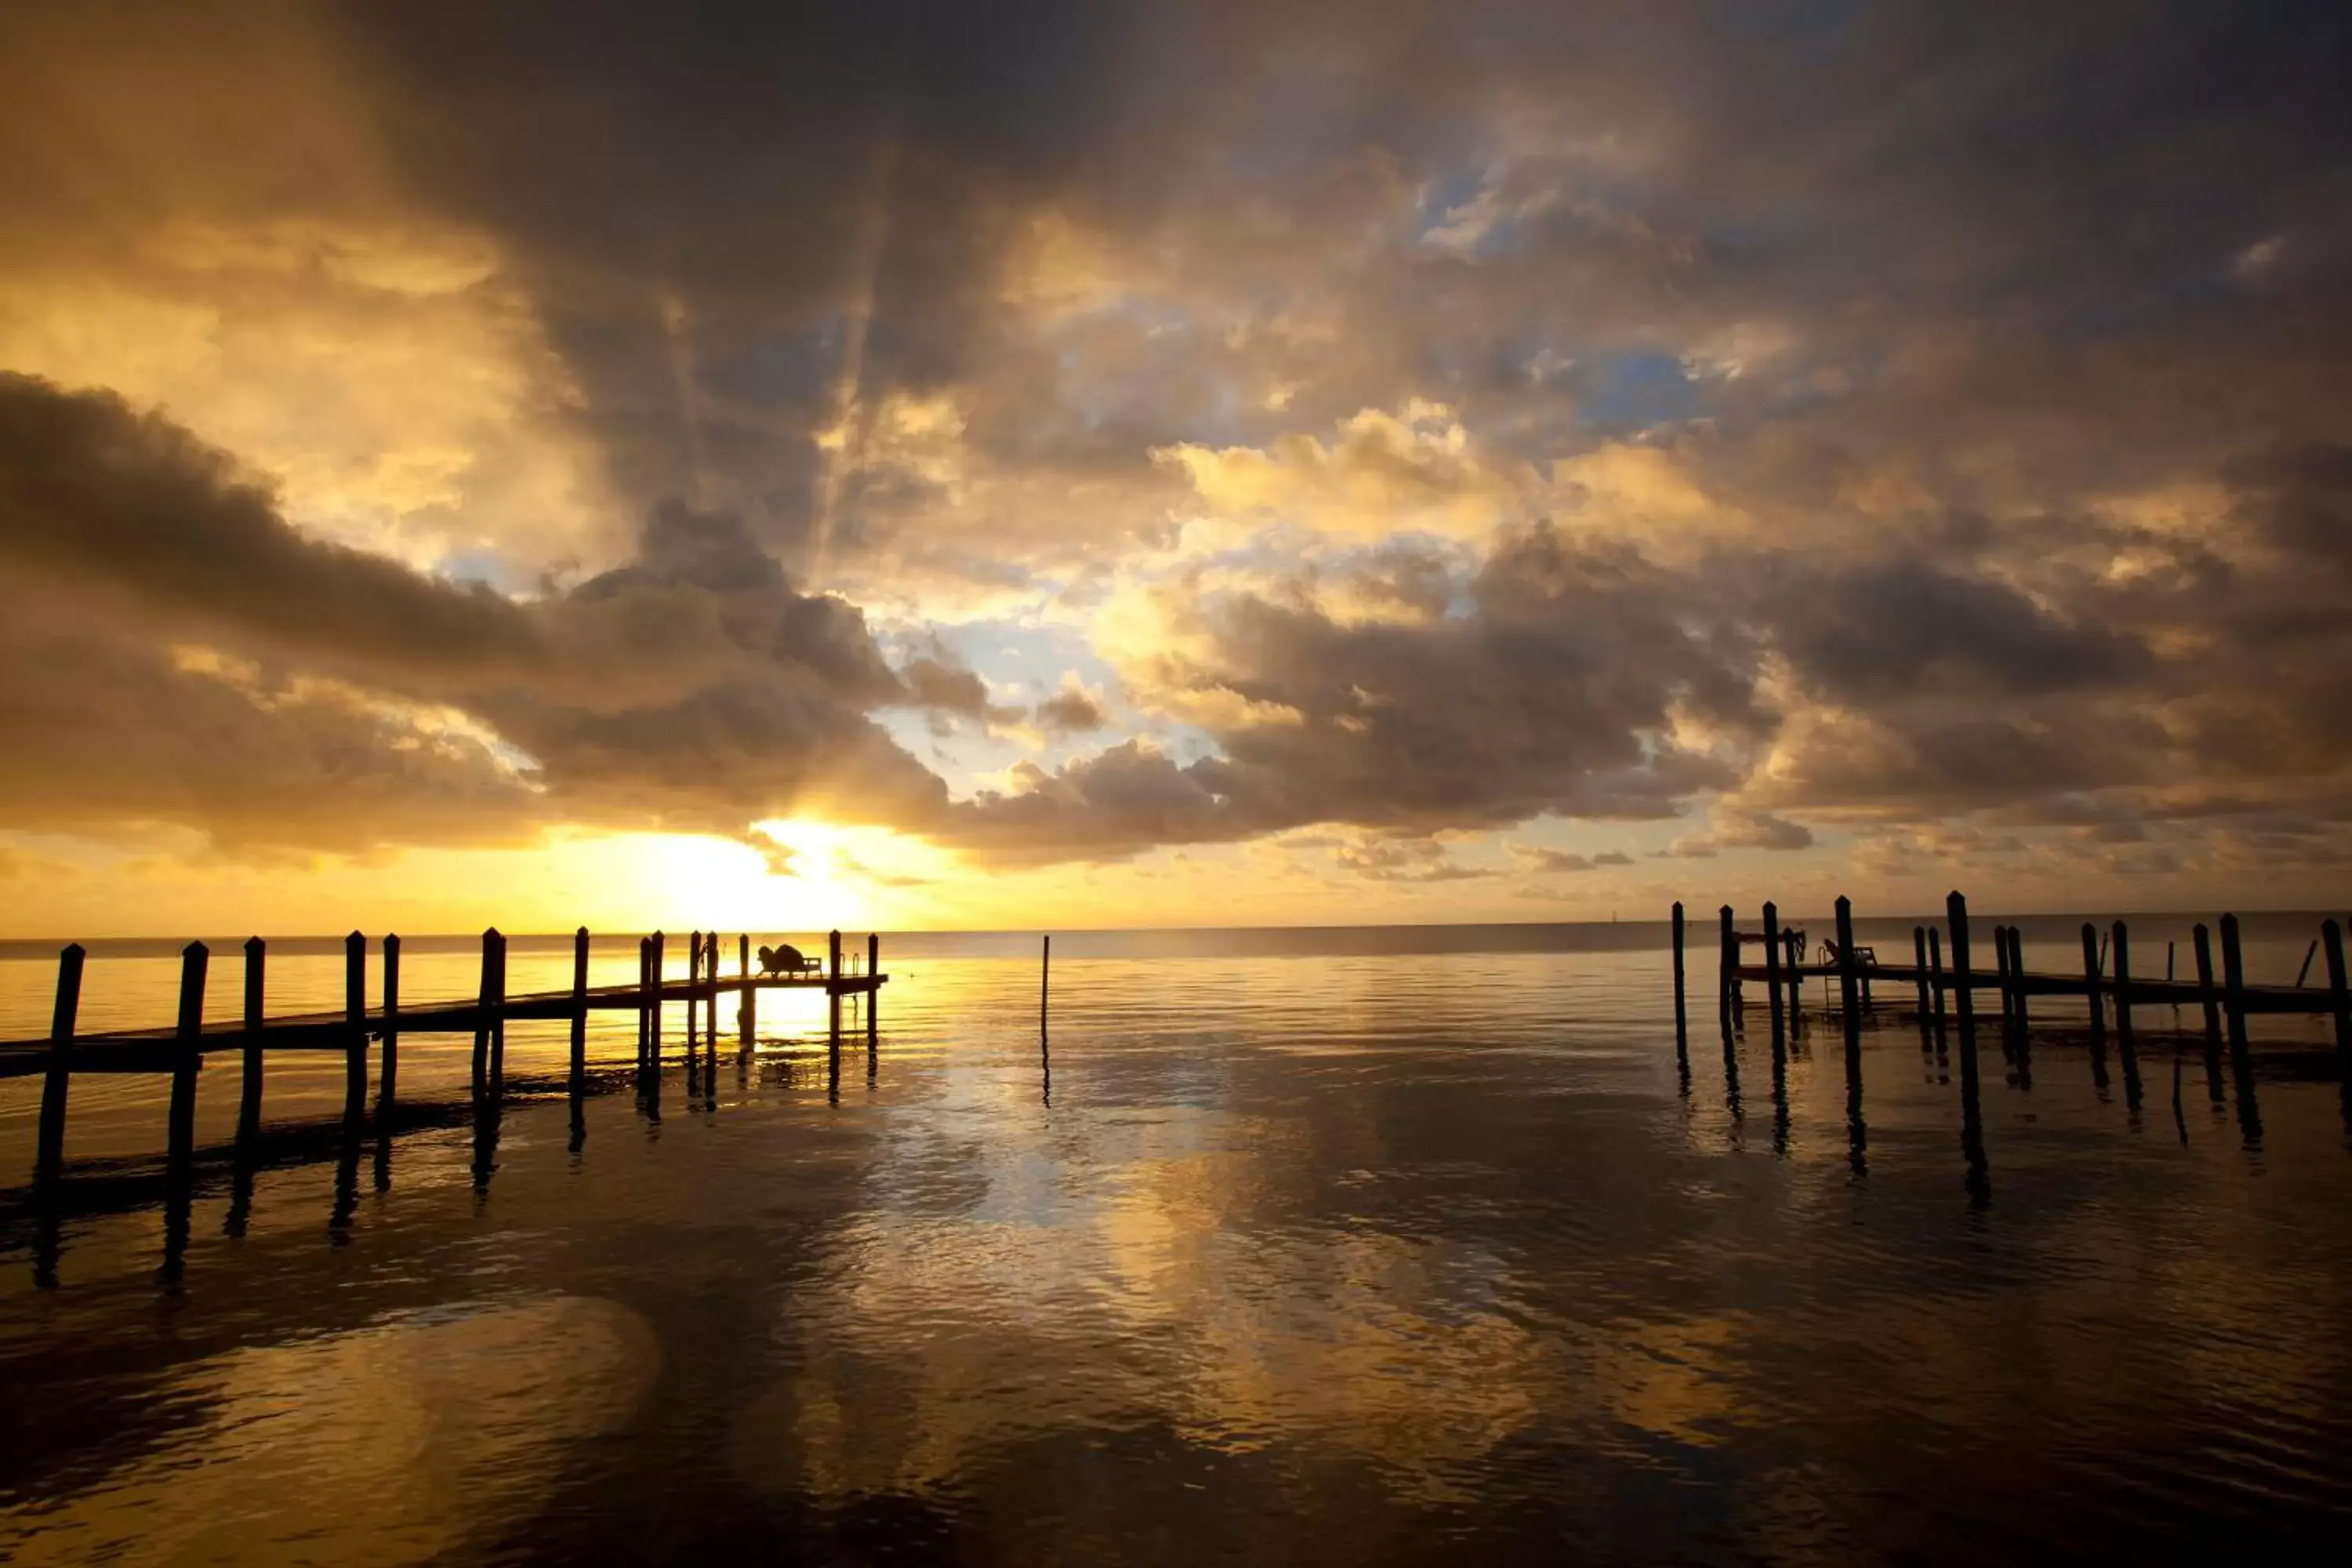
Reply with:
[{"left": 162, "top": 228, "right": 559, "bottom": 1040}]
[{"left": 2, "top": 916, "right": 2349, "bottom": 1563}]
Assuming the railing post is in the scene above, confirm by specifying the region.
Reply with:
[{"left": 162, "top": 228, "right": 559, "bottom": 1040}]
[
  {"left": 167, "top": 942, "right": 209, "bottom": 1179},
  {"left": 34, "top": 943, "right": 85, "bottom": 1183},
  {"left": 1762, "top": 902, "right": 1786, "bottom": 1058}
]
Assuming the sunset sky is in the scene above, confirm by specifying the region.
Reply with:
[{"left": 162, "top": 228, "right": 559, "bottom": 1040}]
[{"left": 1, "top": 1, "right": 2347, "bottom": 935}]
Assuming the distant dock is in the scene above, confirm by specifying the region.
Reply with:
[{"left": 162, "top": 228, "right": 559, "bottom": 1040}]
[{"left": 4, "top": 927, "right": 888, "bottom": 1188}]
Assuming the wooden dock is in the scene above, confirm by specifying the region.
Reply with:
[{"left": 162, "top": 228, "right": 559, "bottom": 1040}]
[
  {"left": 7, "top": 927, "right": 888, "bottom": 1186},
  {"left": 1669, "top": 891, "right": 2352, "bottom": 1172}
]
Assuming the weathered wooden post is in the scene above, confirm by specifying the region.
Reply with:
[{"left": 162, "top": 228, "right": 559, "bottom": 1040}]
[
  {"left": 570, "top": 927, "right": 590, "bottom": 1091},
  {"left": 238, "top": 937, "right": 266, "bottom": 1142},
  {"left": 2081, "top": 923, "right": 2106, "bottom": 1044},
  {"left": 491, "top": 929, "right": 510, "bottom": 1089},
  {"left": 472, "top": 929, "right": 498, "bottom": 1090},
  {"left": 1992, "top": 925, "right": 2013, "bottom": 1030},
  {"left": 2108, "top": 920, "right": 2141, "bottom": 1108},
  {"left": 867, "top": 932, "right": 880, "bottom": 1047},
  {"left": 381, "top": 934, "right": 401, "bottom": 1107},
  {"left": 1041, "top": 933, "right": 1053, "bottom": 1038},
  {"left": 2193, "top": 924, "right": 2223, "bottom": 1055},
  {"left": 739, "top": 933, "right": 756, "bottom": 1052},
  {"left": 1834, "top": 896, "right": 1859, "bottom": 1020},
  {"left": 2007, "top": 926, "right": 2029, "bottom": 1034},
  {"left": 2111, "top": 921, "right": 2135, "bottom": 1051},
  {"left": 1763, "top": 902, "right": 1787, "bottom": 1058},
  {"left": 1717, "top": 906, "right": 1736, "bottom": 1031},
  {"left": 1670, "top": 902, "right": 1688, "bottom": 1062},
  {"left": 636, "top": 936, "right": 653, "bottom": 1070},
  {"left": 650, "top": 930, "right": 666, "bottom": 1067},
  {"left": 2220, "top": 913, "right": 2254, "bottom": 1080},
  {"left": 343, "top": 933, "right": 368, "bottom": 1127},
  {"left": 1929, "top": 926, "right": 1946, "bottom": 1028},
  {"left": 34, "top": 943, "right": 85, "bottom": 1183},
  {"left": 1911, "top": 927, "right": 1931, "bottom": 1015},
  {"left": 828, "top": 929, "right": 843, "bottom": 1052},
  {"left": 1947, "top": 891, "right": 1978, "bottom": 1094},
  {"left": 167, "top": 942, "right": 209, "bottom": 1178}
]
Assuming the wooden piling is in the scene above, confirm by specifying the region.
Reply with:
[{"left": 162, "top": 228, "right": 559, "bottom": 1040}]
[
  {"left": 828, "top": 929, "right": 843, "bottom": 1052},
  {"left": 637, "top": 936, "right": 653, "bottom": 1069},
  {"left": 2193, "top": 924, "right": 2222, "bottom": 1054},
  {"left": 34, "top": 943, "right": 85, "bottom": 1182},
  {"left": 867, "top": 933, "right": 880, "bottom": 1047},
  {"left": 649, "top": 930, "right": 666, "bottom": 1069},
  {"left": 1992, "top": 925, "right": 2013, "bottom": 1028},
  {"left": 1834, "top": 895, "right": 1859, "bottom": 1018},
  {"left": 472, "top": 929, "right": 498, "bottom": 1089},
  {"left": 2220, "top": 913, "right": 2254, "bottom": 1080},
  {"left": 167, "top": 942, "right": 208, "bottom": 1178},
  {"left": 570, "top": 927, "right": 590, "bottom": 1091},
  {"left": 2111, "top": 921, "right": 2136, "bottom": 1050},
  {"left": 1671, "top": 902, "right": 1688, "bottom": 1056},
  {"left": 239, "top": 937, "right": 266, "bottom": 1142},
  {"left": 1929, "top": 926, "right": 1946, "bottom": 1027},
  {"left": 381, "top": 934, "right": 401, "bottom": 1106},
  {"left": 2007, "top": 926, "right": 2029, "bottom": 1033},
  {"left": 1947, "top": 891, "right": 1979, "bottom": 1093},
  {"left": 1042, "top": 933, "right": 1053, "bottom": 1037},
  {"left": 343, "top": 932, "right": 367, "bottom": 1126},
  {"left": 2080, "top": 923, "right": 2105, "bottom": 1043},
  {"left": 1763, "top": 901, "right": 1786, "bottom": 1056},
  {"left": 1717, "top": 906, "right": 1735, "bottom": 1031},
  {"left": 1911, "top": 926, "right": 1931, "bottom": 1016},
  {"left": 739, "top": 933, "right": 755, "bottom": 1052}
]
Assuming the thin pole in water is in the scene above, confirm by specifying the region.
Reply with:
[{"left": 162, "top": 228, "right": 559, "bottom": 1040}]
[
  {"left": 167, "top": 942, "right": 209, "bottom": 1181},
  {"left": 1671, "top": 902, "right": 1687, "bottom": 1062},
  {"left": 1041, "top": 934, "right": 1052, "bottom": 1038},
  {"left": 34, "top": 944, "right": 85, "bottom": 1184}
]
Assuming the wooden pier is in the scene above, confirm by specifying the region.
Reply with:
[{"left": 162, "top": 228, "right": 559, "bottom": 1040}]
[
  {"left": 1671, "top": 890, "right": 2352, "bottom": 1174},
  {"left": 5, "top": 927, "right": 887, "bottom": 1186}
]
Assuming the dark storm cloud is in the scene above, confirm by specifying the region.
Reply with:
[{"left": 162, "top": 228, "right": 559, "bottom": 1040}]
[
  {"left": 6, "top": 2, "right": 2352, "bottom": 877},
  {"left": 0, "top": 376, "right": 964, "bottom": 850}
]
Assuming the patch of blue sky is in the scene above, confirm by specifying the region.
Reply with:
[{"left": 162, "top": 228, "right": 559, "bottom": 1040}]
[
  {"left": 1573, "top": 349, "right": 1709, "bottom": 431},
  {"left": 431, "top": 543, "right": 537, "bottom": 597}
]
